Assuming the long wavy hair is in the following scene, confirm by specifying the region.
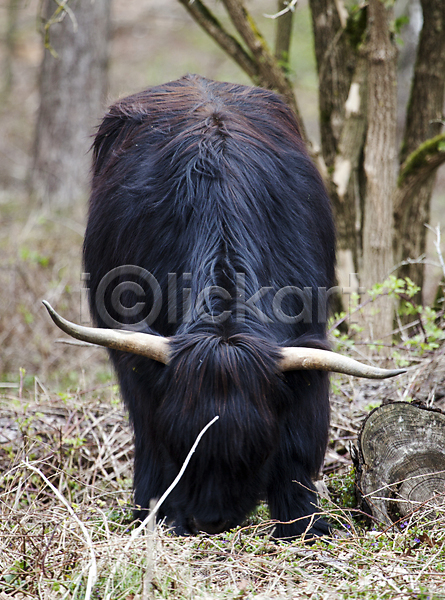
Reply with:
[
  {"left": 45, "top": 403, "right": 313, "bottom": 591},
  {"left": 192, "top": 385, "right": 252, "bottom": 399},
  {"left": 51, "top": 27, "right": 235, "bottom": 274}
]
[{"left": 84, "top": 75, "right": 335, "bottom": 537}]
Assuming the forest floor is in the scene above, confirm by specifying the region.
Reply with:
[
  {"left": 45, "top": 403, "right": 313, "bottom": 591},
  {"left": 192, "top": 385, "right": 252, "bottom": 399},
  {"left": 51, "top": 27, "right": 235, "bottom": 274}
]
[{"left": 1, "top": 329, "right": 445, "bottom": 600}]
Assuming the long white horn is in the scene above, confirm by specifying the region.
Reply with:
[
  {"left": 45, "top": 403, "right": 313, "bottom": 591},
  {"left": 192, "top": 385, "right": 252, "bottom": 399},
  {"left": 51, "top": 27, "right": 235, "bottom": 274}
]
[
  {"left": 279, "top": 347, "right": 406, "bottom": 379},
  {"left": 43, "top": 301, "right": 170, "bottom": 364},
  {"left": 43, "top": 302, "right": 405, "bottom": 379}
]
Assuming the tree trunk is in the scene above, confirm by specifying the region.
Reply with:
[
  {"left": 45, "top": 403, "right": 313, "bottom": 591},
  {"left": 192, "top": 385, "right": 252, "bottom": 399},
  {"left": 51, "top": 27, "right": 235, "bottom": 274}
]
[
  {"left": 29, "top": 0, "right": 110, "bottom": 209},
  {"left": 309, "top": 0, "right": 355, "bottom": 170},
  {"left": 309, "top": 0, "right": 365, "bottom": 290},
  {"left": 355, "top": 402, "right": 445, "bottom": 526},
  {"left": 274, "top": 1, "right": 294, "bottom": 66},
  {"left": 1, "top": 0, "right": 20, "bottom": 102},
  {"left": 361, "top": 0, "right": 397, "bottom": 341},
  {"left": 331, "top": 52, "right": 368, "bottom": 267},
  {"left": 394, "top": 0, "right": 445, "bottom": 296}
]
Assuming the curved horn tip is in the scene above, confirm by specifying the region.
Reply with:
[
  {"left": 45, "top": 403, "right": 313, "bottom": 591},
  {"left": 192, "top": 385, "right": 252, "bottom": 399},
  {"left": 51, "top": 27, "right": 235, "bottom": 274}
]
[
  {"left": 42, "top": 299, "right": 53, "bottom": 312},
  {"left": 379, "top": 368, "right": 407, "bottom": 379},
  {"left": 42, "top": 300, "right": 61, "bottom": 324},
  {"left": 42, "top": 299, "right": 55, "bottom": 317}
]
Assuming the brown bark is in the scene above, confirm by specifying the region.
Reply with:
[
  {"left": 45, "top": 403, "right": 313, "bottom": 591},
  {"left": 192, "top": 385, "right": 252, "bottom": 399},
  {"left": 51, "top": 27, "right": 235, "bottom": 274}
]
[
  {"left": 29, "top": 0, "right": 110, "bottom": 209},
  {"left": 395, "top": 0, "right": 445, "bottom": 291},
  {"left": 309, "top": 0, "right": 361, "bottom": 273},
  {"left": 361, "top": 0, "right": 397, "bottom": 341}
]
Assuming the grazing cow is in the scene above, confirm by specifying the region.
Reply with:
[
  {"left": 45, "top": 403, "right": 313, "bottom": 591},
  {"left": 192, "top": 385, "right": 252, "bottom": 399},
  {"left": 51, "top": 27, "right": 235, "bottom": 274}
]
[{"left": 44, "top": 75, "right": 404, "bottom": 538}]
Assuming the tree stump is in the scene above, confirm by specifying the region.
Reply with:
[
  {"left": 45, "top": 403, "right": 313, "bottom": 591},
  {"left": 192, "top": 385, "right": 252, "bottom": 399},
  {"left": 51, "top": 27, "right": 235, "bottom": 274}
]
[{"left": 354, "top": 402, "right": 445, "bottom": 525}]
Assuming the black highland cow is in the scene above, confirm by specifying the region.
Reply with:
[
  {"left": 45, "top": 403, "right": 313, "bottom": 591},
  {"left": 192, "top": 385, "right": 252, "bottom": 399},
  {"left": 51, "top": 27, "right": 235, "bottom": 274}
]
[
  {"left": 85, "top": 75, "right": 334, "bottom": 538},
  {"left": 80, "top": 75, "right": 335, "bottom": 538},
  {"left": 45, "top": 76, "right": 403, "bottom": 538},
  {"left": 43, "top": 75, "right": 400, "bottom": 539}
]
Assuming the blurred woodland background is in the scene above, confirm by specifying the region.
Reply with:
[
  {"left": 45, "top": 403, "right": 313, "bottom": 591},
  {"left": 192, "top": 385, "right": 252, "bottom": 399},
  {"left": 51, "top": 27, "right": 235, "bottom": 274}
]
[{"left": 0, "top": 0, "right": 444, "bottom": 387}]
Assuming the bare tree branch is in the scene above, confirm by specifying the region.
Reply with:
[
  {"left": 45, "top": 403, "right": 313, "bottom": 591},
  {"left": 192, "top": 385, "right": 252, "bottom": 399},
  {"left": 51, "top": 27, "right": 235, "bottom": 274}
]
[
  {"left": 220, "top": 0, "right": 304, "bottom": 137},
  {"left": 398, "top": 134, "right": 445, "bottom": 187},
  {"left": 176, "top": 0, "right": 306, "bottom": 139},
  {"left": 176, "top": 0, "right": 259, "bottom": 81}
]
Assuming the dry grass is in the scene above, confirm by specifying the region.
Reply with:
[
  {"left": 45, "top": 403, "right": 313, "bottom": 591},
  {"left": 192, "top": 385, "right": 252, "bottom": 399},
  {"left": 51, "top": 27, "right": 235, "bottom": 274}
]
[
  {"left": 1, "top": 368, "right": 445, "bottom": 600},
  {"left": 0, "top": 203, "right": 112, "bottom": 387}
]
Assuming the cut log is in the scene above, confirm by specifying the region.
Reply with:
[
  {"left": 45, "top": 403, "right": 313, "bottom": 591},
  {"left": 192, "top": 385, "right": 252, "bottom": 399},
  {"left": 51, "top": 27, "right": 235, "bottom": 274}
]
[{"left": 354, "top": 402, "right": 445, "bottom": 525}]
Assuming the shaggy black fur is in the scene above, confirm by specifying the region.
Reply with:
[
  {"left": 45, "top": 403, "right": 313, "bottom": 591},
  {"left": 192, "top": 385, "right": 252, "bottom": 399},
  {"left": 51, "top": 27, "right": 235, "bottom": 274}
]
[{"left": 84, "top": 75, "right": 336, "bottom": 539}]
